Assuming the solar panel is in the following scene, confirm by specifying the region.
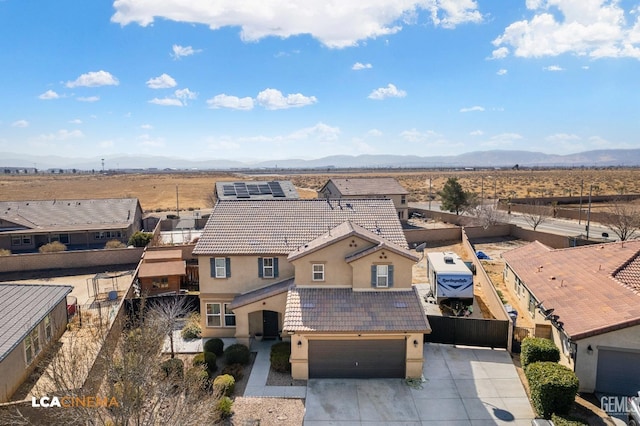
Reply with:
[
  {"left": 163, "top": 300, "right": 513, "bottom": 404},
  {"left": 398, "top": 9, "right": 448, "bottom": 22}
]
[
  {"left": 247, "top": 184, "right": 261, "bottom": 195},
  {"left": 268, "top": 181, "right": 286, "bottom": 197}
]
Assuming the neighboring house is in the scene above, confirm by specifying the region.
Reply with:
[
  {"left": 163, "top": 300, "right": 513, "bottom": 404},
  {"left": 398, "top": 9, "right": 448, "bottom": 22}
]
[
  {"left": 318, "top": 178, "right": 409, "bottom": 221},
  {"left": 193, "top": 198, "right": 430, "bottom": 379},
  {"left": 137, "top": 249, "right": 186, "bottom": 296},
  {"left": 0, "top": 198, "right": 143, "bottom": 253},
  {"left": 0, "top": 284, "right": 72, "bottom": 402},
  {"left": 502, "top": 240, "right": 640, "bottom": 396},
  {"left": 214, "top": 181, "right": 299, "bottom": 201}
]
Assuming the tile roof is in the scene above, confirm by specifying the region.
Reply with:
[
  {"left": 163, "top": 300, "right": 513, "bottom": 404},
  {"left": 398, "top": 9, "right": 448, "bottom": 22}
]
[
  {"left": 323, "top": 178, "right": 408, "bottom": 196},
  {"left": 288, "top": 220, "right": 418, "bottom": 262},
  {"left": 502, "top": 240, "right": 640, "bottom": 340},
  {"left": 0, "top": 284, "right": 72, "bottom": 362},
  {"left": 228, "top": 278, "right": 294, "bottom": 310},
  {"left": 283, "top": 287, "right": 431, "bottom": 333},
  {"left": 143, "top": 249, "right": 183, "bottom": 262},
  {"left": 138, "top": 260, "right": 186, "bottom": 278},
  {"left": 215, "top": 181, "right": 299, "bottom": 200},
  {"left": 0, "top": 198, "right": 140, "bottom": 234},
  {"left": 192, "top": 199, "right": 408, "bottom": 255}
]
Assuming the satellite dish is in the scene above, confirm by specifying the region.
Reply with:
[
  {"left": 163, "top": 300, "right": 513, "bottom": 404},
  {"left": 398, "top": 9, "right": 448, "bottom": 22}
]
[{"left": 415, "top": 242, "right": 426, "bottom": 252}]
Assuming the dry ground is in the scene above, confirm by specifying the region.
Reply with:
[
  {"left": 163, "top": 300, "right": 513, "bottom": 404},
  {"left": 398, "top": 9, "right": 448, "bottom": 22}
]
[{"left": 1, "top": 168, "right": 639, "bottom": 211}]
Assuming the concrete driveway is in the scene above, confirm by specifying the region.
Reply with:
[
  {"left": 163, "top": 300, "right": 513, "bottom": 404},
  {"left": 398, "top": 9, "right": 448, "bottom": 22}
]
[{"left": 304, "top": 343, "right": 535, "bottom": 425}]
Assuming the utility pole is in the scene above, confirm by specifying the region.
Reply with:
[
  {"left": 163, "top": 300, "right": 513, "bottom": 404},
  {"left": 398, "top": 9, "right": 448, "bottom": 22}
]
[
  {"left": 578, "top": 179, "right": 584, "bottom": 224},
  {"left": 428, "top": 176, "right": 432, "bottom": 211},
  {"left": 176, "top": 185, "right": 180, "bottom": 218},
  {"left": 481, "top": 175, "right": 484, "bottom": 204},
  {"left": 586, "top": 184, "right": 592, "bottom": 240}
]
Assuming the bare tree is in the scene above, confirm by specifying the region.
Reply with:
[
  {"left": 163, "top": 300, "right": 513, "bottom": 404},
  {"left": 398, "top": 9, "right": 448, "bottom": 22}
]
[
  {"left": 602, "top": 200, "right": 640, "bottom": 241},
  {"left": 147, "top": 295, "right": 193, "bottom": 359},
  {"left": 521, "top": 202, "right": 551, "bottom": 231},
  {"left": 470, "top": 205, "right": 510, "bottom": 229}
]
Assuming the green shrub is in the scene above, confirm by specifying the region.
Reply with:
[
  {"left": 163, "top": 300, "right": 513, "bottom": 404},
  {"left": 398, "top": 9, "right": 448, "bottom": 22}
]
[
  {"left": 496, "top": 289, "right": 507, "bottom": 304},
  {"left": 224, "top": 344, "right": 250, "bottom": 365},
  {"left": 193, "top": 352, "right": 217, "bottom": 375},
  {"left": 525, "top": 362, "right": 579, "bottom": 418},
  {"left": 128, "top": 231, "right": 154, "bottom": 247},
  {"left": 270, "top": 342, "right": 291, "bottom": 373},
  {"left": 221, "top": 363, "right": 244, "bottom": 381},
  {"left": 204, "top": 338, "right": 224, "bottom": 356},
  {"left": 105, "top": 239, "right": 126, "bottom": 249},
  {"left": 551, "top": 413, "right": 589, "bottom": 426},
  {"left": 521, "top": 337, "right": 560, "bottom": 368},
  {"left": 185, "top": 367, "right": 210, "bottom": 392},
  {"left": 160, "top": 358, "right": 184, "bottom": 379},
  {"left": 39, "top": 241, "right": 66, "bottom": 253},
  {"left": 213, "top": 374, "right": 235, "bottom": 397},
  {"left": 180, "top": 313, "right": 201, "bottom": 339},
  {"left": 215, "top": 396, "right": 233, "bottom": 419}
]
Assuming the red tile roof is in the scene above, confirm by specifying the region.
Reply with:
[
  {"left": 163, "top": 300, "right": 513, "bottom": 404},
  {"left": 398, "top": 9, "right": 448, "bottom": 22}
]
[{"left": 502, "top": 240, "right": 640, "bottom": 340}]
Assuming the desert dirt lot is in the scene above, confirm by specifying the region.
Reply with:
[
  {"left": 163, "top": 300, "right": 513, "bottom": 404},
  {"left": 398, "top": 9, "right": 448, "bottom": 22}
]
[{"left": 1, "top": 168, "right": 639, "bottom": 211}]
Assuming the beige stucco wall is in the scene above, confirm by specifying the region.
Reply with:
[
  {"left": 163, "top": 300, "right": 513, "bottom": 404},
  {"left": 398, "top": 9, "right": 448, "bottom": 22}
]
[
  {"left": 199, "top": 293, "right": 237, "bottom": 339},
  {"left": 230, "top": 293, "right": 288, "bottom": 346},
  {"left": 290, "top": 333, "right": 424, "bottom": 380},
  {"left": 0, "top": 298, "right": 68, "bottom": 403},
  {"left": 350, "top": 250, "right": 414, "bottom": 290},
  {"left": 198, "top": 255, "right": 294, "bottom": 294}
]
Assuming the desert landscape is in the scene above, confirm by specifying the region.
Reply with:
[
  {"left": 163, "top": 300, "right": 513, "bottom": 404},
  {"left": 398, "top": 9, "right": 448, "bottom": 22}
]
[{"left": 0, "top": 168, "right": 638, "bottom": 212}]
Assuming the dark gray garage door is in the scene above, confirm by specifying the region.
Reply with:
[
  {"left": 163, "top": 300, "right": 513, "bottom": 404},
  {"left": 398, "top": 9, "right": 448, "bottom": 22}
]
[
  {"left": 596, "top": 348, "right": 640, "bottom": 396},
  {"left": 308, "top": 339, "right": 405, "bottom": 378}
]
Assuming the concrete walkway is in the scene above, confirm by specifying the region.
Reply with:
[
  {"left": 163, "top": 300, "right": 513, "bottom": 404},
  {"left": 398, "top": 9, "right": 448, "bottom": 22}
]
[{"left": 244, "top": 339, "right": 307, "bottom": 398}]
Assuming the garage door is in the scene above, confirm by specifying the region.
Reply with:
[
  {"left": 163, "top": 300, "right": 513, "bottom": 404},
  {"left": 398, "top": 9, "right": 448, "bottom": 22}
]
[
  {"left": 596, "top": 349, "right": 640, "bottom": 396},
  {"left": 308, "top": 339, "right": 406, "bottom": 379}
]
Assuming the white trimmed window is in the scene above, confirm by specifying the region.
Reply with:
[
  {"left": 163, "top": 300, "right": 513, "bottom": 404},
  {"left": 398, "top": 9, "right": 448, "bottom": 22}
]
[
  {"left": 206, "top": 303, "right": 236, "bottom": 327},
  {"left": 214, "top": 258, "right": 226, "bottom": 278},
  {"left": 25, "top": 328, "right": 40, "bottom": 364},
  {"left": 224, "top": 304, "right": 236, "bottom": 327},
  {"left": 376, "top": 265, "right": 389, "bottom": 288},
  {"left": 44, "top": 314, "right": 52, "bottom": 340},
  {"left": 263, "top": 258, "right": 274, "bottom": 278},
  {"left": 312, "top": 264, "right": 325, "bottom": 281}
]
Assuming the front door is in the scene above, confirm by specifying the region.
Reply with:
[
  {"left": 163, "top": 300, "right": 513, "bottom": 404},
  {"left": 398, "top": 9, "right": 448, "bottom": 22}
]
[{"left": 262, "top": 310, "right": 279, "bottom": 339}]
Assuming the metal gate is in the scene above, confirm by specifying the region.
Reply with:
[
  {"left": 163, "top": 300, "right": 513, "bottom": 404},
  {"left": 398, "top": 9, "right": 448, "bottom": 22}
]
[{"left": 424, "top": 315, "right": 509, "bottom": 349}]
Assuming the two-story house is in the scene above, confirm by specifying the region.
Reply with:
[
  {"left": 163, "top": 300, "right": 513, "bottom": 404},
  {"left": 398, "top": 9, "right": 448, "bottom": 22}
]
[
  {"left": 192, "top": 198, "right": 430, "bottom": 379},
  {"left": 317, "top": 178, "right": 409, "bottom": 221}
]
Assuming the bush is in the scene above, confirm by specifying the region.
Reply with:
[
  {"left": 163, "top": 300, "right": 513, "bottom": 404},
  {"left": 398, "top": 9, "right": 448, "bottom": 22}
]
[
  {"left": 215, "top": 396, "right": 233, "bottom": 419},
  {"left": 105, "top": 239, "right": 126, "bottom": 249},
  {"left": 39, "top": 241, "right": 66, "bottom": 253},
  {"left": 525, "top": 362, "right": 579, "bottom": 418},
  {"left": 193, "top": 352, "right": 217, "bottom": 375},
  {"left": 0, "top": 249, "right": 11, "bottom": 256},
  {"left": 160, "top": 358, "right": 184, "bottom": 379},
  {"left": 521, "top": 337, "right": 560, "bottom": 368},
  {"left": 204, "top": 338, "right": 224, "bottom": 356},
  {"left": 213, "top": 374, "right": 235, "bottom": 397},
  {"left": 224, "top": 344, "right": 250, "bottom": 365},
  {"left": 270, "top": 342, "right": 291, "bottom": 373},
  {"left": 185, "top": 367, "right": 210, "bottom": 392},
  {"left": 551, "top": 414, "right": 589, "bottom": 426},
  {"left": 181, "top": 313, "right": 201, "bottom": 339},
  {"left": 221, "top": 363, "right": 244, "bottom": 381},
  {"left": 128, "top": 231, "right": 154, "bottom": 247}
]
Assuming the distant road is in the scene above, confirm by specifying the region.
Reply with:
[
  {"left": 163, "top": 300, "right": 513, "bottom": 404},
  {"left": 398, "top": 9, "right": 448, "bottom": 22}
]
[{"left": 410, "top": 202, "right": 615, "bottom": 240}]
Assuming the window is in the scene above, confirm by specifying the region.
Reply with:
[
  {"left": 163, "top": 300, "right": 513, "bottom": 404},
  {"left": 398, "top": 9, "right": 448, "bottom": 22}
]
[
  {"left": 22, "top": 235, "right": 32, "bottom": 245},
  {"left": 401, "top": 195, "right": 407, "bottom": 205},
  {"left": 376, "top": 265, "right": 389, "bottom": 287},
  {"left": 312, "top": 264, "right": 325, "bottom": 281},
  {"left": 94, "top": 231, "right": 122, "bottom": 240},
  {"left": 152, "top": 277, "right": 169, "bottom": 289},
  {"left": 25, "top": 327, "right": 40, "bottom": 364},
  {"left": 51, "top": 234, "right": 70, "bottom": 244},
  {"left": 11, "top": 236, "right": 21, "bottom": 246},
  {"left": 206, "top": 303, "right": 235, "bottom": 327},
  {"left": 528, "top": 293, "right": 537, "bottom": 317},
  {"left": 44, "top": 314, "right": 52, "bottom": 340},
  {"left": 263, "top": 258, "right": 274, "bottom": 278},
  {"left": 211, "top": 257, "right": 230, "bottom": 278}
]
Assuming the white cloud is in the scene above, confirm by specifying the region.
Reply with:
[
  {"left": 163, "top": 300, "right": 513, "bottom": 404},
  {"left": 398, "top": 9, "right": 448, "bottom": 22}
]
[
  {"left": 582, "top": 65, "right": 590, "bottom": 70},
  {"left": 149, "top": 98, "right": 184, "bottom": 107},
  {"left": 207, "top": 94, "right": 255, "bottom": 110},
  {"left": 112, "top": 1, "right": 483, "bottom": 48},
  {"left": 36, "top": 129, "right": 84, "bottom": 141},
  {"left": 490, "top": 46, "right": 509, "bottom": 59},
  {"left": 12, "top": 120, "right": 29, "bottom": 128},
  {"left": 175, "top": 88, "right": 197, "bottom": 104},
  {"left": 460, "top": 105, "right": 485, "bottom": 112},
  {"left": 66, "top": 70, "right": 119, "bottom": 88},
  {"left": 482, "top": 132, "right": 523, "bottom": 148},
  {"left": 140, "top": 124, "right": 153, "bottom": 129},
  {"left": 256, "top": 88, "right": 317, "bottom": 110},
  {"left": 352, "top": 62, "right": 372, "bottom": 70},
  {"left": 368, "top": 83, "right": 406, "bottom": 100},
  {"left": 171, "top": 44, "right": 201, "bottom": 59},
  {"left": 367, "top": 129, "right": 383, "bottom": 137},
  {"left": 99, "top": 140, "right": 115, "bottom": 148},
  {"left": 497, "top": 68, "right": 508, "bottom": 75},
  {"left": 399, "top": 128, "right": 441, "bottom": 143},
  {"left": 77, "top": 96, "right": 100, "bottom": 102},
  {"left": 289, "top": 122, "right": 340, "bottom": 141},
  {"left": 470, "top": 130, "right": 484, "bottom": 136},
  {"left": 544, "top": 65, "right": 564, "bottom": 71},
  {"left": 137, "top": 134, "right": 165, "bottom": 147},
  {"left": 39, "top": 90, "right": 59, "bottom": 100},
  {"left": 146, "top": 73, "right": 177, "bottom": 89},
  {"left": 69, "top": 119, "right": 82, "bottom": 124},
  {"left": 493, "top": 1, "right": 640, "bottom": 59}
]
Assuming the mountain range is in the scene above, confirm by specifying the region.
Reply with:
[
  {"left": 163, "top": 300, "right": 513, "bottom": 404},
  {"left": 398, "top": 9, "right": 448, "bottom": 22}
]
[{"left": 2, "top": 149, "right": 640, "bottom": 171}]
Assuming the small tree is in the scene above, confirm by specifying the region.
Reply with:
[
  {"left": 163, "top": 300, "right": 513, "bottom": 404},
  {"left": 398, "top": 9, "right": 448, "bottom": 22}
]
[
  {"left": 522, "top": 202, "right": 550, "bottom": 231},
  {"left": 470, "top": 205, "right": 509, "bottom": 229},
  {"left": 602, "top": 200, "right": 640, "bottom": 241},
  {"left": 438, "top": 177, "right": 473, "bottom": 215},
  {"left": 148, "top": 295, "right": 193, "bottom": 359},
  {"left": 128, "top": 231, "right": 154, "bottom": 247}
]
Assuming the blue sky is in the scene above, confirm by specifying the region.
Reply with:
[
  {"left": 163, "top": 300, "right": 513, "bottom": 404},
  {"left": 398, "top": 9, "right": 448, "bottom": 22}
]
[{"left": 1, "top": 0, "right": 640, "bottom": 162}]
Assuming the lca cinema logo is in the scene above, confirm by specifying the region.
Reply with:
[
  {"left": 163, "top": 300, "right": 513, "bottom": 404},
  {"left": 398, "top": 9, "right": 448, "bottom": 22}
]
[{"left": 32, "top": 396, "right": 119, "bottom": 408}]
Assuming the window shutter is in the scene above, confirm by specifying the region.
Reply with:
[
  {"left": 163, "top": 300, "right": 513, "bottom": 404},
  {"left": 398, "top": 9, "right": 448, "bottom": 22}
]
[
  {"left": 371, "top": 265, "right": 377, "bottom": 288},
  {"left": 258, "top": 258, "right": 263, "bottom": 277},
  {"left": 274, "top": 258, "right": 279, "bottom": 278},
  {"left": 210, "top": 258, "right": 216, "bottom": 278},
  {"left": 388, "top": 265, "right": 394, "bottom": 287},
  {"left": 225, "top": 257, "right": 231, "bottom": 277}
]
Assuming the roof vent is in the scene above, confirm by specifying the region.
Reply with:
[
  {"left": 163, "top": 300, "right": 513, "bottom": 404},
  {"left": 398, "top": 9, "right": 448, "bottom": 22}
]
[
  {"left": 444, "top": 256, "right": 454, "bottom": 264},
  {"left": 394, "top": 302, "right": 408, "bottom": 308},
  {"left": 302, "top": 303, "right": 315, "bottom": 309}
]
